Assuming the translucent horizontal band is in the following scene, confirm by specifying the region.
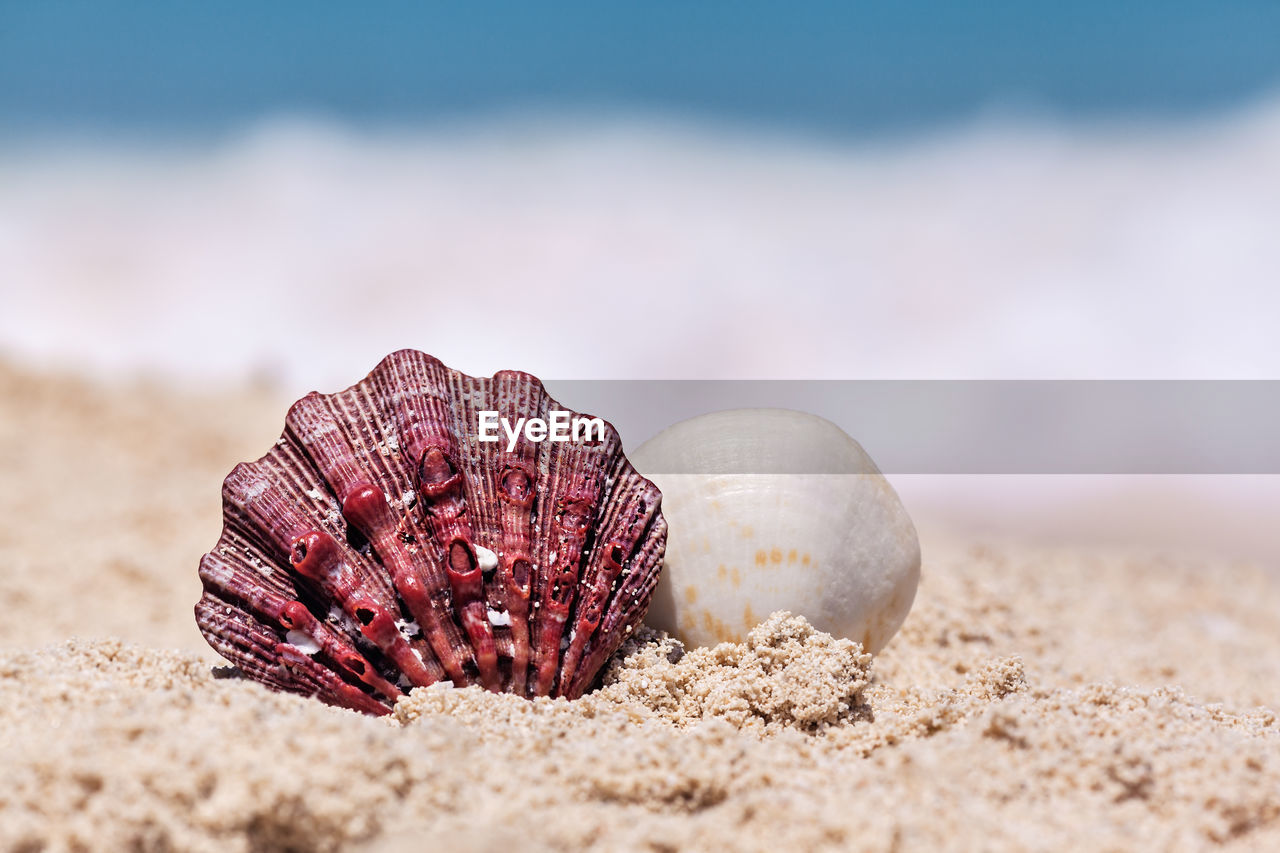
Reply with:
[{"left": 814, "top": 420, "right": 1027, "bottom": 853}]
[{"left": 538, "top": 380, "right": 1280, "bottom": 475}]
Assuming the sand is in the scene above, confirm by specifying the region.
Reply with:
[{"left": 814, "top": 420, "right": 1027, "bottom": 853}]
[{"left": 1, "top": 359, "right": 1279, "bottom": 852}]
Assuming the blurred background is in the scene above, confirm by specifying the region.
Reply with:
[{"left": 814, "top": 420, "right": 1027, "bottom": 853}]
[{"left": 2, "top": 2, "right": 1278, "bottom": 564}]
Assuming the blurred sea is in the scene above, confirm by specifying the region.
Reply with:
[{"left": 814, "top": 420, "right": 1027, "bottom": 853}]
[
  {"left": 5, "top": 2, "right": 1280, "bottom": 135},
  {"left": 2, "top": 106, "right": 1279, "bottom": 386}
]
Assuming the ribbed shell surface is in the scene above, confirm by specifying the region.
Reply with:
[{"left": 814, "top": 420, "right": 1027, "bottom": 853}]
[{"left": 196, "top": 350, "right": 666, "bottom": 714}]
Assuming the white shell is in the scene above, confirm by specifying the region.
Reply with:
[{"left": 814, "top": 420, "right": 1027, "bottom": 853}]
[{"left": 630, "top": 408, "right": 920, "bottom": 653}]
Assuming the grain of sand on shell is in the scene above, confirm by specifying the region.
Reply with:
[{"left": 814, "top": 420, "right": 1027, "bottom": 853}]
[{"left": 1, "top": 360, "right": 1279, "bottom": 852}]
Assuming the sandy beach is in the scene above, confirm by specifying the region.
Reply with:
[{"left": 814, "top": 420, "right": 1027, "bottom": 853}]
[{"left": 2, "top": 358, "right": 1279, "bottom": 852}]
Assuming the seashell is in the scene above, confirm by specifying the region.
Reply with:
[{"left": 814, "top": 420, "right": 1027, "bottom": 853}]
[
  {"left": 196, "top": 350, "right": 666, "bottom": 715},
  {"left": 630, "top": 408, "right": 919, "bottom": 653}
]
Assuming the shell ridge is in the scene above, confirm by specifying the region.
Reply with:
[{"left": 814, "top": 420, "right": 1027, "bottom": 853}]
[
  {"left": 526, "top": 407, "right": 617, "bottom": 696},
  {"left": 447, "top": 368, "right": 509, "bottom": 690},
  {"left": 271, "top": 416, "right": 400, "bottom": 615},
  {"left": 454, "top": 373, "right": 518, "bottom": 687},
  {"left": 370, "top": 356, "right": 478, "bottom": 685},
  {"left": 233, "top": 434, "right": 443, "bottom": 688},
  {"left": 485, "top": 371, "right": 547, "bottom": 694},
  {"left": 196, "top": 350, "right": 667, "bottom": 713},
  {"left": 565, "top": 494, "right": 666, "bottom": 697},
  {"left": 526, "top": 420, "right": 578, "bottom": 695},
  {"left": 306, "top": 386, "right": 452, "bottom": 686},
  {"left": 394, "top": 356, "right": 500, "bottom": 690},
  {"left": 558, "top": 465, "right": 659, "bottom": 693}
]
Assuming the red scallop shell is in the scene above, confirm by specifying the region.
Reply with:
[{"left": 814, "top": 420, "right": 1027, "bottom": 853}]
[{"left": 195, "top": 350, "right": 666, "bottom": 714}]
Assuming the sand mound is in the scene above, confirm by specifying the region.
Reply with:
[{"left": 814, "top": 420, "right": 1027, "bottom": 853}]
[{"left": 3, "top": 611, "right": 1279, "bottom": 852}]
